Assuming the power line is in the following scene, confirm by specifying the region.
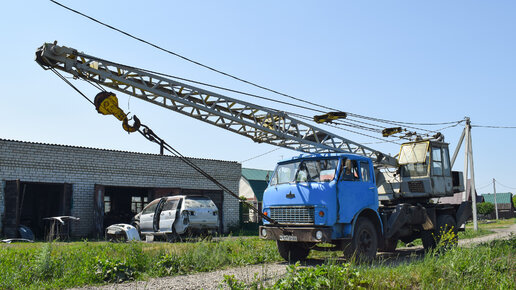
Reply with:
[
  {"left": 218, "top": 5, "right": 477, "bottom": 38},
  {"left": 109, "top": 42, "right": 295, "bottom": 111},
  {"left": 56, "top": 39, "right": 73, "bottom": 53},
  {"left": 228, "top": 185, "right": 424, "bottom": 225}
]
[
  {"left": 241, "top": 148, "right": 281, "bottom": 163},
  {"left": 494, "top": 180, "right": 516, "bottom": 190},
  {"left": 476, "top": 181, "right": 493, "bottom": 190},
  {"left": 50, "top": 0, "right": 464, "bottom": 133},
  {"left": 472, "top": 125, "right": 516, "bottom": 129}
]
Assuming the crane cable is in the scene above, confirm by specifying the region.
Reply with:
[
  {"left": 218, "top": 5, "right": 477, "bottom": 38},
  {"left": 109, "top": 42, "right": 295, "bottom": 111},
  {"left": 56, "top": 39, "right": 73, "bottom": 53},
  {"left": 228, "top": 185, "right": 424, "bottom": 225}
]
[
  {"left": 48, "top": 67, "right": 279, "bottom": 225},
  {"left": 50, "top": 0, "right": 464, "bottom": 135}
]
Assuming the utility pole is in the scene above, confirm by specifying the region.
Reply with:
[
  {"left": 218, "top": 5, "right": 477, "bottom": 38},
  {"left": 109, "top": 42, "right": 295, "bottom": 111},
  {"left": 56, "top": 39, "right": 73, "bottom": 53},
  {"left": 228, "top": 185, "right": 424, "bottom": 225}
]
[
  {"left": 451, "top": 117, "right": 478, "bottom": 231},
  {"left": 493, "top": 178, "right": 499, "bottom": 220},
  {"left": 464, "top": 118, "right": 478, "bottom": 231}
]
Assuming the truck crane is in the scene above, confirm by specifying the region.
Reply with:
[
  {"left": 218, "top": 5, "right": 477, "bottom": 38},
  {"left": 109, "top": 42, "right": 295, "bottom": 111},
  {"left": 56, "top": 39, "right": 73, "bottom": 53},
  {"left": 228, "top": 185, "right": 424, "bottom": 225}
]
[{"left": 36, "top": 41, "right": 471, "bottom": 261}]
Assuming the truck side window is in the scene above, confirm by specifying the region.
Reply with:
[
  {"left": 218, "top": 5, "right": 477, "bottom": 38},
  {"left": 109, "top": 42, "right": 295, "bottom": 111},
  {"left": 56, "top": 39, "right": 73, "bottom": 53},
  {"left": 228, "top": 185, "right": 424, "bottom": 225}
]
[
  {"left": 340, "top": 158, "right": 359, "bottom": 181},
  {"left": 360, "top": 161, "right": 371, "bottom": 182}
]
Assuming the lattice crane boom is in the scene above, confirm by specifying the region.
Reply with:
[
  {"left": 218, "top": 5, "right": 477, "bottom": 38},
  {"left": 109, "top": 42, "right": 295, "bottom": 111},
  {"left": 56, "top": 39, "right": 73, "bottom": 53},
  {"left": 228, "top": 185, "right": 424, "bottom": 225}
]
[{"left": 36, "top": 42, "right": 398, "bottom": 167}]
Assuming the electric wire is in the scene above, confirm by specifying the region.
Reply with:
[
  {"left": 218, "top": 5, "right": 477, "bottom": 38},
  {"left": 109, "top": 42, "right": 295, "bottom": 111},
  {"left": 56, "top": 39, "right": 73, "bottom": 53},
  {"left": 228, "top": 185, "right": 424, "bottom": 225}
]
[
  {"left": 241, "top": 147, "right": 281, "bottom": 163},
  {"left": 472, "top": 125, "right": 516, "bottom": 129},
  {"left": 476, "top": 181, "right": 494, "bottom": 190},
  {"left": 494, "top": 180, "right": 516, "bottom": 190},
  {"left": 50, "top": 0, "right": 464, "bottom": 133}
]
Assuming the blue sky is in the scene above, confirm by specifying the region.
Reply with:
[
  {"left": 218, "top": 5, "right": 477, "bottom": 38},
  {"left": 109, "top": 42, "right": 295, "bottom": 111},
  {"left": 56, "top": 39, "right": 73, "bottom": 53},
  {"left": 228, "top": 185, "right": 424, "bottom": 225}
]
[{"left": 1, "top": 1, "right": 515, "bottom": 193}]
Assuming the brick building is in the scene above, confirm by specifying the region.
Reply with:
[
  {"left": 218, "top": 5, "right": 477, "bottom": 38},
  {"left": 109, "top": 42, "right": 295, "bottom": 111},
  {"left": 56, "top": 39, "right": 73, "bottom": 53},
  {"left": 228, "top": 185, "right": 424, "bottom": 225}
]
[{"left": 0, "top": 139, "right": 241, "bottom": 239}]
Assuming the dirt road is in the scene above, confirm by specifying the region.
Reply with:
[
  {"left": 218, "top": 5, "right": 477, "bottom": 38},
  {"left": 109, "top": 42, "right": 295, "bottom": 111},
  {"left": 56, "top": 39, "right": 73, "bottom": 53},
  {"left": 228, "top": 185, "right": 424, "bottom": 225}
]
[{"left": 86, "top": 223, "right": 515, "bottom": 290}]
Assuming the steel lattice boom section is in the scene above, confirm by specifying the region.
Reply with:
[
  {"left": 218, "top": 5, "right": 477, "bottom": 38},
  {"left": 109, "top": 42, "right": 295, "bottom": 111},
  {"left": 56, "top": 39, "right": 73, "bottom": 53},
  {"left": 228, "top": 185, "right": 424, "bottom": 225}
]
[{"left": 36, "top": 42, "right": 398, "bottom": 167}]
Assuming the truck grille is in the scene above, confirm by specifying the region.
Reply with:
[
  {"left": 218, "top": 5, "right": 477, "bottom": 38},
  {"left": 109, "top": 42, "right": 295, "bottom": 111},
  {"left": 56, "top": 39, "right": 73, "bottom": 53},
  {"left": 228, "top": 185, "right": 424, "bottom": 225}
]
[{"left": 269, "top": 206, "right": 314, "bottom": 224}]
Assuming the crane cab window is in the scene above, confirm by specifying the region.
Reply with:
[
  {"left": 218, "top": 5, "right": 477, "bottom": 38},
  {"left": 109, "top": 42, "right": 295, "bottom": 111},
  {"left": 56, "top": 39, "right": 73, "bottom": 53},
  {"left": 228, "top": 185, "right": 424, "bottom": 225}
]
[
  {"left": 432, "top": 147, "right": 443, "bottom": 176},
  {"left": 340, "top": 158, "right": 359, "bottom": 181}
]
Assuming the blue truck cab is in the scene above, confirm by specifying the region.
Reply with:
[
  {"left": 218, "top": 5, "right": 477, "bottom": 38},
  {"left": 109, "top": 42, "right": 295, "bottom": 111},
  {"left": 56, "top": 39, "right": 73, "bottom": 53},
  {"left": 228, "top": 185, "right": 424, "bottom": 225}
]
[{"left": 259, "top": 153, "right": 384, "bottom": 261}]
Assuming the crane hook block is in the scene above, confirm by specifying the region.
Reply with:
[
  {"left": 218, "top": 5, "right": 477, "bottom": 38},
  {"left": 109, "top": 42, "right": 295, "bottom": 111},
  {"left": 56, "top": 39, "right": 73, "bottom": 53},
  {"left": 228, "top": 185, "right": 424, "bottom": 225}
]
[
  {"left": 94, "top": 91, "right": 140, "bottom": 133},
  {"left": 122, "top": 115, "right": 141, "bottom": 133},
  {"left": 382, "top": 127, "right": 403, "bottom": 137},
  {"left": 313, "top": 112, "right": 347, "bottom": 123}
]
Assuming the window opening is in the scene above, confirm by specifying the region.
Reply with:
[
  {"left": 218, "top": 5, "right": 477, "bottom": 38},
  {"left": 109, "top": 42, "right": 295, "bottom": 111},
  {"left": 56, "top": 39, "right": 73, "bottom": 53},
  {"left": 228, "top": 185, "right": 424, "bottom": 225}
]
[{"left": 360, "top": 161, "right": 371, "bottom": 182}]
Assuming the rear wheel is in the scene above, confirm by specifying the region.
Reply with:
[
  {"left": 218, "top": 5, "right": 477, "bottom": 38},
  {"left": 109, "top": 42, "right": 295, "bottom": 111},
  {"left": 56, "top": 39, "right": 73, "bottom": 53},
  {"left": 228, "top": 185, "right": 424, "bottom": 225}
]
[
  {"left": 277, "top": 241, "right": 310, "bottom": 263},
  {"left": 345, "top": 218, "right": 378, "bottom": 261}
]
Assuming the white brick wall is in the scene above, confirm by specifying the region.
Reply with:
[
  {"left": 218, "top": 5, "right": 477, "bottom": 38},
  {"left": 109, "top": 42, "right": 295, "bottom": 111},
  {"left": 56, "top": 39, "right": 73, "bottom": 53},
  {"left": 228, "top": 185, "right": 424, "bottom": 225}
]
[{"left": 0, "top": 139, "right": 241, "bottom": 237}]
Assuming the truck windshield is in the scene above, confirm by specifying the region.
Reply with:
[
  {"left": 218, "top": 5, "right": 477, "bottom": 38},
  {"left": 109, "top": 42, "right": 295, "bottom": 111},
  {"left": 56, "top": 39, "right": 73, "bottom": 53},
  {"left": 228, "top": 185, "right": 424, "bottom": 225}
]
[{"left": 270, "top": 158, "right": 339, "bottom": 185}]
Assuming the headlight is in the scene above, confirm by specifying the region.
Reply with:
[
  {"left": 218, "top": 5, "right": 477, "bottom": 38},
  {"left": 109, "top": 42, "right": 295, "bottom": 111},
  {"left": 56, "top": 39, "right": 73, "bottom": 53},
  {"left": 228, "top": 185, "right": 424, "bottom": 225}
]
[
  {"left": 315, "top": 230, "right": 323, "bottom": 240},
  {"left": 261, "top": 228, "right": 267, "bottom": 237}
]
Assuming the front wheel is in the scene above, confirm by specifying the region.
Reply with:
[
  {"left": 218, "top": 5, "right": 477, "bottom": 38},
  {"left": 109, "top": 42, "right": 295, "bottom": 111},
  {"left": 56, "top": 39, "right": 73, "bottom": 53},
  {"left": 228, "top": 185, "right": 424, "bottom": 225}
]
[
  {"left": 344, "top": 218, "right": 378, "bottom": 261},
  {"left": 276, "top": 241, "right": 310, "bottom": 263}
]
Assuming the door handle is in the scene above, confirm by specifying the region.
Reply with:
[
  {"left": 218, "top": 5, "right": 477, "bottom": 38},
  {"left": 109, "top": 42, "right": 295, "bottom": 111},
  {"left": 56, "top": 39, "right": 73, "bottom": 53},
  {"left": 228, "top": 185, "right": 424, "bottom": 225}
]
[{"left": 369, "top": 187, "right": 376, "bottom": 190}]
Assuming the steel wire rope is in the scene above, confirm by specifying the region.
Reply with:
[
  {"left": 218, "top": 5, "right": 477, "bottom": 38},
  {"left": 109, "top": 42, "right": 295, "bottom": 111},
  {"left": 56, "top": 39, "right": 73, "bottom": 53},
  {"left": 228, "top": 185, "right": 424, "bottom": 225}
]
[
  {"left": 69, "top": 52, "right": 398, "bottom": 138},
  {"left": 50, "top": 0, "right": 464, "bottom": 132},
  {"left": 47, "top": 66, "right": 279, "bottom": 224}
]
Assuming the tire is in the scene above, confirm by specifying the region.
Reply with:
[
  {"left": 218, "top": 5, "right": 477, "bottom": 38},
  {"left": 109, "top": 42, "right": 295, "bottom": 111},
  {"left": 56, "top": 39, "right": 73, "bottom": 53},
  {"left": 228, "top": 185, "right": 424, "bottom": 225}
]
[
  {"left": 379, "top": 237, "right": 398, "bottom": 252},
  {"left": 422, "top": 214, "right": 457, "bottom": 251},
  {"left": 421, "top": 230, "right": 436, "bottom": 250},
  {"left": 345, "top": 218, "right": 378, "bottom": 261},
  {"left": 276, "top": 241, "right": 310, "bottom": 263},
  {"left": 435, "top": 214, "right": 458, "bottom": 247}
]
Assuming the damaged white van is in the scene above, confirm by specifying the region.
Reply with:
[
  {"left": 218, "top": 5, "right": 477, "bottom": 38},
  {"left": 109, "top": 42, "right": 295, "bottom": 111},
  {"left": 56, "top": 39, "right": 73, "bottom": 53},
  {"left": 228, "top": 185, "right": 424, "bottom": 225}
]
[{"left": 132, "top": 195, "right": 219, "bottom": 241}]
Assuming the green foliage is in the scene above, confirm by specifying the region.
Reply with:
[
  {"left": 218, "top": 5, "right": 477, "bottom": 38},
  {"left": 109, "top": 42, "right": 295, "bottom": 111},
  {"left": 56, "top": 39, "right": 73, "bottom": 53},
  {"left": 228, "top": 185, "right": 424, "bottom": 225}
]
[
  {"left": 224, "top": 238, "right": 516, "bottom": 289},
  {"left": 0, "top": 238, "right": 280, "bottom": 289},
  {"left": 274, "top": 262, "right": 368, "bottom": 289},
  {"left": 94, "top": 257, "right": 135, "bottom": 283},
  {"left": 512, "top": 194, "right": 516, "bottom": 207},
  {"left": 477, "top": 202, "right": 495, "bottom": 215}
]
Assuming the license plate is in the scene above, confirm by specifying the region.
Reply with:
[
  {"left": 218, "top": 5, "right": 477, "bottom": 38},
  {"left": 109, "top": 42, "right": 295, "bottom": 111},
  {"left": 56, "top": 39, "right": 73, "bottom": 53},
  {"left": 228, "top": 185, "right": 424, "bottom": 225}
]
[{"left": 279, "top": 235, "right": 298, "bottom": 241}]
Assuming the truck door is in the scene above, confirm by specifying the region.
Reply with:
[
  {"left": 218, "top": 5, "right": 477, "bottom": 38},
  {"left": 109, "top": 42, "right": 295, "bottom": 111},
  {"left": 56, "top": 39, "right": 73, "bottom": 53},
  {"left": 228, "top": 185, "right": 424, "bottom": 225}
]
[
  {"left": 159, "top": 198, "right": 179, "bottom": 233},
  {"left": 337, "top": 158, "right": 375, "bottom": 223}
]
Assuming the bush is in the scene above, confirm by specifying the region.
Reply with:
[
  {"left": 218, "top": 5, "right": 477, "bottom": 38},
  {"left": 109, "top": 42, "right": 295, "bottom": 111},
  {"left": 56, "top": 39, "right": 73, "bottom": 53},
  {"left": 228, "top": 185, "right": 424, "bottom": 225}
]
[{"left": 477, "top": 202, "right": 495, "bottom": 215}]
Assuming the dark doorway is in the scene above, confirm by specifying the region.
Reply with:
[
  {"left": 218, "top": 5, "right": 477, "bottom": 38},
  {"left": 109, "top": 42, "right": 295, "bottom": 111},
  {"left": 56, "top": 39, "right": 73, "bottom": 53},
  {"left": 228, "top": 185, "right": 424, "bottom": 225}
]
[
  {"left": 103, "top": 186, "right": 152, "bottom": 228},
  {"left": 3, "top": 181, "right": 72, "bottom": 239}
]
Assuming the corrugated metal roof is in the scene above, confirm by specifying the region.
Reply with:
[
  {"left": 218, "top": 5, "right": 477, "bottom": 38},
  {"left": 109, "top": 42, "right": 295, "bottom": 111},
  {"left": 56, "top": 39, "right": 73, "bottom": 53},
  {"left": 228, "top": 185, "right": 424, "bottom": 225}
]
[
  {"left": 482, "top": 192, "right": 513, "bottom": 204},
  {"left": 0, "top": 138, "right": 238, "bottom": 164}
]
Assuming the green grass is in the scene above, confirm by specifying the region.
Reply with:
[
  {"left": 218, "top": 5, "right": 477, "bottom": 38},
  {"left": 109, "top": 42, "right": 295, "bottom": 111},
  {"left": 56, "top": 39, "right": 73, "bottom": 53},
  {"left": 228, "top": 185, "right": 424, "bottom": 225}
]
[
  {"left": 226, "top": 237, "right": 516, "bottom": 289},
  {"left": 0, "top": 237, "right": 281, "bottom": 289}
]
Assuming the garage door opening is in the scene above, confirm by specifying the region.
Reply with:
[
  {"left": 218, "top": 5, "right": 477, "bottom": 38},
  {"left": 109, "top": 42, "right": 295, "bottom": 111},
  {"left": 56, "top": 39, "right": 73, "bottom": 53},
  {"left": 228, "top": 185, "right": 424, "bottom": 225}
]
[
  {"left": 103, "top": 186, "right": 152, "bottom": 228},
  {"left": 2, "top": 181, "right": 72, "bottom": 239}
]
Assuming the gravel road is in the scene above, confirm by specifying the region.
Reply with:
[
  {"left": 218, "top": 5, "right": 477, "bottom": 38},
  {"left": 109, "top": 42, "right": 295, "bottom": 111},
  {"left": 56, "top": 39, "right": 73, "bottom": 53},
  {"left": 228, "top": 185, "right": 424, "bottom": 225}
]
[{"left": 80, "top": 223, "right": 515, "bottom": 290}]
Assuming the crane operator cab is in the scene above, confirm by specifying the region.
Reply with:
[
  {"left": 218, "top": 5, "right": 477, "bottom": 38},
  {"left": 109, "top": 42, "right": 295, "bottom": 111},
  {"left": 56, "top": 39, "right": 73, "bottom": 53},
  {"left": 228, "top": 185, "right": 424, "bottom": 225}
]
[{"left": 377, "top": 140, "right": 464, "bottom": 201}]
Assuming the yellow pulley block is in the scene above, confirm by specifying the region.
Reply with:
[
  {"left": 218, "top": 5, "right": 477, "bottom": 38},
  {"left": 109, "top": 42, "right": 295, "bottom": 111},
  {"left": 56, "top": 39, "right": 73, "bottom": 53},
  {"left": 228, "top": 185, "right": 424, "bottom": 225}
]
[
  {"left": 313, "top": 111, "right": 347, "bottom": 124},
  {"left": 382, "top": 127, "right": 403, "bottom": 137},
  {"left": 94, "top": 91, "right": 141, "bottom": 133}
]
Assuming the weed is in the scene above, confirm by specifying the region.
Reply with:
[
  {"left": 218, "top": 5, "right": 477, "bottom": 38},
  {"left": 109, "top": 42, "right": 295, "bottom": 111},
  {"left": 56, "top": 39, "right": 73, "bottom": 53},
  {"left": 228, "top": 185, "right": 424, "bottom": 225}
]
[{"left": 94, "top": 257, "right": 136, "bottom": 283}]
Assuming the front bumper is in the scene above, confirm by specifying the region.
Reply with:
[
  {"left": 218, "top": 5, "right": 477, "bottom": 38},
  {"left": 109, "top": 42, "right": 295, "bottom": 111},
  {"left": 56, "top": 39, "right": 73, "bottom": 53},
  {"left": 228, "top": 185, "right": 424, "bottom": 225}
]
[{"left": 259, "top": 226, "right": 332, "bottom": 243}]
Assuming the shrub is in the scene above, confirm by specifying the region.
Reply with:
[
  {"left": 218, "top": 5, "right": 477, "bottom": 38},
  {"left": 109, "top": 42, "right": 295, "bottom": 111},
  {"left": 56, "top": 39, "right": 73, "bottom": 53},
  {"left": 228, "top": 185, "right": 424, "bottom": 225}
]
[{"left": 477, "top": 202, "right": 495, "bottom": 215}]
